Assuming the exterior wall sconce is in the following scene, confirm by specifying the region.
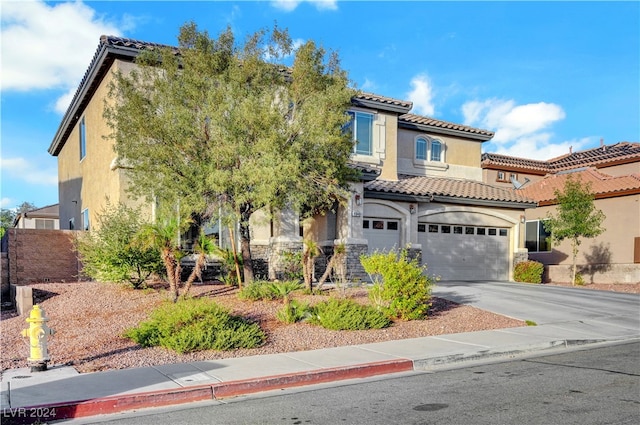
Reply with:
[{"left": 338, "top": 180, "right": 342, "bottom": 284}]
[
  {"left": 354, "top": 194, "right": 362, "bottom": 206},
  {"left": 520, "top": 215, "right": 525, "bottom": 223},
  {"left": 409, "top": 204, "right": 416, "bottom": 214}
]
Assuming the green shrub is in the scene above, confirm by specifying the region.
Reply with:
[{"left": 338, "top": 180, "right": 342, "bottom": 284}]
[
  {"left": 124, "top": 298, "right": 265, "bottom": 353},
  {"left": 75, "top": 202, "right": 164, "bottom": 288},
  {"left": 238, "top": 280, "right": 277, "bottom": 301},
  {"left": 238, "top": 280, "right": 302, "bottom": 301},
  {"left": 309, "top": 298, "right": 391, "bottom": 330},
  {"left": 281, "top": 250, "right": 303, "bottom": 281},
  {"left": 276, "top": 299, "right": 311, "bottom": 324},
  {"left": 574, "top": 273, "right": 585, "bottom": 286},
  {"left": 360, "top": 248, "right": 433, "bottom": 320},
  {"left": 269, "top": 281, "right": 303, "bottom": 299},
  {"left": 513, "top": 261, "right": 544, "bottom": 284}
]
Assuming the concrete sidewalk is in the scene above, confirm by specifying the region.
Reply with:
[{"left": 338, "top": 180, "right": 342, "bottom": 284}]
[{"left": 2, "top": 316, "right": 638, "bottom": 425}]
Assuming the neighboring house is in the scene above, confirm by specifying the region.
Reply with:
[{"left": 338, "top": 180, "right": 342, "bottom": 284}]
[
  {"left": 48, "top": 35, "right": 536, "bottom": 282},
  {"left": 482, "top": 142, "right": 640, "bottom": 283},
  {"left": 12, "top": 204, "right": 60, "bottom": 230}
]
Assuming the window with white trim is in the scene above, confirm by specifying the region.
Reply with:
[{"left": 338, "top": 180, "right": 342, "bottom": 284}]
[
  {"left": 414, "top": 136, "right": 445, "bottom": 163},
  {"left": 525, "top": 220, "right": 551, "bottom": 252},
  {"left": 347, "top": 111, "right": 374, "bottom": 156},
  {"left": 35, "top": 219, "right": 55, "bottom": 230}
]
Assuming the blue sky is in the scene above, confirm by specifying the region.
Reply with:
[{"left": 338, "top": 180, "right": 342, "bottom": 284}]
[{"left": 1, "top": 0, "right": 638, "bottom": 210}]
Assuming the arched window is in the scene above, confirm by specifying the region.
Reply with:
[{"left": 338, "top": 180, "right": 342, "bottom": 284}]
[
  {"left": 416, "top": 137, "right": 427, "bottom": 160},
  {"left": 431, "top": 140, "right": 442, "bottom": 161}
]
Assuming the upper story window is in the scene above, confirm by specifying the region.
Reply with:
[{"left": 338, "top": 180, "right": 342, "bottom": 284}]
[
  {"left": 35, "top": 219, "right": 55, "bottom": 230},
  {"left": 416, "top": 138, "right": 427, "bottom": 160},
  {"left": 347, "top": 111, "right": 374, "bottom": 156},
  {"left": 414, "top": 136, "right": 445, "bottom": 163},
  {"left": 431, "top": 140, "right": 442, "bottom": 161},
  {"left": 79, "top": 117, "right": 87, "bottom": 161},
  {"left": 525, "top": 220, "right": 551, "bottom": 252}
]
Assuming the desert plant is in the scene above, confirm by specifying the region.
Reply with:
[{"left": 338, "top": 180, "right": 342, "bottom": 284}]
[
  {"left": 276, "top": 299, "right": 311, "bottom": 324},
  {"left": 302, "top": 239, "right": 320, "bottom": 291},
  {"left": 269, "top": 280, "right": 303, "bottom": 301},
  {"left": 182, "top": 231, "right": 216, "bottom": 298},
  {"left": 124, "top": 298, "right": 265, "bottom": 353},
  {"left": 317, "top": 243, "right": 347, "bottom": 289},
  {"left": 238, "top": 280, "right": 277, "bottom": 301},
  {"left": 513, "top": 260, "right": 544, "bottom": 284},
  {"left": 360, "top": 248, "right": 433, "bottom": 320},
  {"left": 309, "top": 298, "right": 392, "bottom": 330},
  {"left": 75, "top": 202, "right": 163, "bottom": 288},
  {"left": 281, "top": 250, "right": 304, "bottom": 281}
]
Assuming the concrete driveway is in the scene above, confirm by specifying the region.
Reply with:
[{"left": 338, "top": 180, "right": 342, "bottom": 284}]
[{"left": 433, "top": 280, "right": 640, "bottom": 327}]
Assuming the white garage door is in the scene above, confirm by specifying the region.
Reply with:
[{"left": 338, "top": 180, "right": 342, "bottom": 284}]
[
  {"left": 419, "top": 223, "right": 509, "bottom": 281},
  {"left": 363, "top": 218, "right": 401, "bottom": 253}
]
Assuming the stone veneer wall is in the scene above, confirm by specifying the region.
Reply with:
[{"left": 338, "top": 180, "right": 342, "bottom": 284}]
[
  {"left": 250, "top": 244, "right": 270, "bottom": 281},
  {"left": 344, "top": 244, "right": 369, "bottom": 283},
  {"left": 6, "top": 229, "right": 83, "bottom": 285}
]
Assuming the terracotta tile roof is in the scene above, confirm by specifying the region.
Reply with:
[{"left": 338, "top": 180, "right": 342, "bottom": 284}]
[
  {"left": 399, "top": 113, "right": 494, "bottom": 140},
  {"left": 517, "top": 168, "right": 640, "bottom": 205},
  {"left": 481, "top": 142, "right": 640, "bottom": 173},
  {"left": 353, "top": 92, "right": 413, "bottom": 112},
  {"left": 549, "top": 142, "right": 640, "bottom": 171},
  {"left": 365, "top": 175, "right": 535, "bottom": 205},
  {"left": 481, "top": 152, "right": 551, "bottom": 173}
]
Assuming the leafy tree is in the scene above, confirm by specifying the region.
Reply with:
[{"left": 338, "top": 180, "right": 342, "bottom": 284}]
[
  {"left": 104, "top": 22, "right": 357, "bottom": 284},
  {"left": 543, "top": 176, "right": 605, "bottom": 285},
  {"left": 75, "top": 202, "right": 163, "bottom": 287},
  {"left": 1, "top": 202, "right": 37, "bottom": 237}
]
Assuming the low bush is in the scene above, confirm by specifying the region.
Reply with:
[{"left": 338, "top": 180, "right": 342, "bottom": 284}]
[
  {"left": 238, "top": 280, "right": 278, "bottom": 301},
  {"left": 309, "top": 298, "right": 392, "bottom": 330},
  {"left": 124, "top": 298, "right": 265, "bottom": 353},
  {"left": 361, "top": 248, "right": 433, "bottom": 320},
  {"left": 238, "top": 280, "right": 302, "bottom": 301},
  {"left": 276, "top": 299, "right": 311, "bottom": 324},
  {"left": 513, "top": 261, "right": 544, "bottom": 284}
]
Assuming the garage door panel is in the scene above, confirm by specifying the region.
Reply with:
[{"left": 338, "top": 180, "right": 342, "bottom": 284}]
[{"left": 420, "top": 223, "right": 509, "bottom": 281}]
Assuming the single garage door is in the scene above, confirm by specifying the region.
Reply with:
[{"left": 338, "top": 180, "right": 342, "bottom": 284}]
[
  {"left": 419, "top": 223, "right": 509, "bottom": 281},
  {"left": 363, "top": 218, "right": 401, "bottom": 253}
]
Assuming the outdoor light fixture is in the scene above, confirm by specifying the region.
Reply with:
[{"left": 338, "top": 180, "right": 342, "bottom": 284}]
[
  {"left": 409, "top": 204, "right": 416, "bottom": 214},
  {"left": 354, "top": 194, "right": 362, "bottom": 206}
]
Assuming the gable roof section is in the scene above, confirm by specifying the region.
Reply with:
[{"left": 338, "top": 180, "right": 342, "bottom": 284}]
[
  {"left": 365, "top": 175, "right": 536, "bottom": 208},
  {"left": 481, "top": 142, "right": 640, "bottom": 174},
  {"left": 399, "top": 113, "right": 495, "bottom": 141},
  {"left": 48, "top": 36, "right": 178, "bottom": 156},
  {"left": 516, "top": 168, "right": 640, "bottom": 206}
]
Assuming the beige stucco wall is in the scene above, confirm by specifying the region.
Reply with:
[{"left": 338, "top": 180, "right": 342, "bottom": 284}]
[
  {"left": 57, "top": 59, "right": 152, "bottom": 230},
  {"left": 597, "top": 161, "right": 640, "bottom": 177},
  {"left": 397, "top": 129, "right": 484, "bottom": 180},
  {"left": 527, "top": 194, "right": 640, "bottom": 265}
]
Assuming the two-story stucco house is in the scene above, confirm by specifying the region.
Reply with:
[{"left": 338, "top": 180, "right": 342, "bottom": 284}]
[
  {"left": 482, "top": 142, "right": 640, "bottom": 283},
  {"left": 48, "top": 35, "right": 536, "bottom": 282}
]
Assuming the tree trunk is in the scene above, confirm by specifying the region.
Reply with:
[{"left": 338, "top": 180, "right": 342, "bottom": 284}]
[
  {"left": 161, "top": 248, "right": 179, "bottom": 303},
  {"left": 239, "top": 205, "right": 254, "bottom": 284},
  {"left": 183, "top": 253, "right": 205, "bottom": 298}
]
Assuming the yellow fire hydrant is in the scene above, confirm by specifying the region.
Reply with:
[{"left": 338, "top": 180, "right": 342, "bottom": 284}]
[{"left": 21, "top": 305, "right": 55, "bottom": 372}]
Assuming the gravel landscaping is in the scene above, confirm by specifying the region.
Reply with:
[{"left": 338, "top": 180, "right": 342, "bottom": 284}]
[{"left": 1, "top": 280, "right": 637, "bottom": 374}]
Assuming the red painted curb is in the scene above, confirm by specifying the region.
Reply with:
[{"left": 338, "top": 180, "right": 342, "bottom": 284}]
[
  {"left": 212, "top": 359, "right": 414, "bottom": 399},
  {"left": 1, "top": 359, "right": 414, "bottom": 424},
  {"left": 1, "top": 385, "right": 213, "bottom": 425}
]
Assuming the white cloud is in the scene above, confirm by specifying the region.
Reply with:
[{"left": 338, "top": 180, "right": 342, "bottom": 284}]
[
  {"left": 407, "top": 74, "right": 435, "bottom": 116},
  {"left": 271, "top": 0, "right": 338, "bottom": 12},
  {"left": 360, "top": 78, "right": 377, "bottom": 92},
  {"left": 1, "top": 198, "right": 13, "bottom": 209},
  {"left": 1, "top": 157, "right": 58, "bottom": 186},
  {"left": 462, "top": 97, "right": 586, "bottom": 160},
  {"left": 1, "top": 0, "right": 122, "bottom": 98}
]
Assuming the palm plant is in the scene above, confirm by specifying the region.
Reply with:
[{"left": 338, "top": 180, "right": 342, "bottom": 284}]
[{"left": 182, "top": 231, "right": 217, "bottom": 298}]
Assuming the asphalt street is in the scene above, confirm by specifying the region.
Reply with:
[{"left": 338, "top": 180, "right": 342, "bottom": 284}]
[{"left": 66, "top": 341, "right": 640, "bottom": 425}]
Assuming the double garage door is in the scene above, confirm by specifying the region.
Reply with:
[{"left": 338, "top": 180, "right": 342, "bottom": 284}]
[
  {"left": 419, "top": 223, "right": 509, "bottom": 281},
  {"left": 363, "top": 218, "right": 510, "bottom": 281}
]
